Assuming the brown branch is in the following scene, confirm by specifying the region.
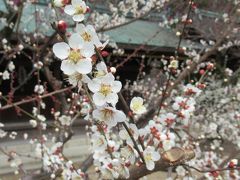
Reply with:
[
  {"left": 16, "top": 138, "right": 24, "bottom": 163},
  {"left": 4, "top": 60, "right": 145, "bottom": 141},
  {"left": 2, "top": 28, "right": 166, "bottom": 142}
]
[
  {"left": 118, "top": 159, "right": 169, "bottom": 180},
  {"left": 136, "top": 22, "right": 233, "bottom": 128},
  {"left": 0, "top": 87, "right": 74, "bottom": 110}
]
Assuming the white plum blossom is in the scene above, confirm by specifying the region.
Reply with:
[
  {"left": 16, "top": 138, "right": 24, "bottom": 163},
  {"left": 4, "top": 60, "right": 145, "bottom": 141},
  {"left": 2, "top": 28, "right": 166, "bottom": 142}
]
[
  {"left": 93, "top": 106, "right": 126, "bottom": 128},
  {"left": 100, "top": 159, "right": 129, "bottom": 179},
  {"left": 168, "top": 59, "right": 179, "bottom": 69},
  {"left": 119, "top": 123, "right": 139, "bottom": 144},
  {"left": 162, "top": 133, "right": 176, "bottom": 151},
  {"left": 172, "top": 96, "right": 196, "bottom": 112},
  {"left": 34, "top": 85, "right": 44, "bottom": 95},
  {"left": 91, "top": 134, "right": 107, "bottom": 151},
  {"left": 94, "top": 61, "right": 108, "bottom": 78},
  {"left": 88, "top": 73, "right": 122, "bottom": 106},
  {"left": 159, "top": 113, "right": 176, "bottom": 126},
  {"left": 53, "top": 0, "right": 64, "bottom": 7},
  {"left": 59, "top": 115, "right": 71, "bottom": 126},
  {"left": 113, "top": 160, "right": 130, "bottom": 179},
  {"left": 64, "top": 0, "right": 87, "bottom": 22},
  {"left": 8, "top": 61, "right": 15, "bottom": 72},
  {"left": 176, "top": 166, "right": 186, "bottom": 176},
  {"left": 37, "top": 115, "right": 46, "bottom": 122},
  {"left": 100, "top": 163, "right": 118, "bottom": 179},
  {"left": 67, "top": 73, "right": 90, "bottom": 91},
  {"left": 76, "top": 23, "right": 103, "bottom": 48},
  {"left": 53, "top": 33, "right": 94, "bottom": 75},
  {"left": 120, "top": 145, "right": 138, "bottom": 164},
  {"left": 2, "top": 70, "right": 10, "bottom": 80},
  {"left": 183, "top": 84, "right": 201, "bottom": 96},
  {"left": 130, "top": 97, "right": 146, "bottom": 114},
  {"left": 29, "top": 119, "right": 37, "bottom": 127},
  {"left": 143, "top": 146, "right": 160, "bottom": 170},
  {"left": 62, "top": 168, "right": 84, "bottom": 180}
]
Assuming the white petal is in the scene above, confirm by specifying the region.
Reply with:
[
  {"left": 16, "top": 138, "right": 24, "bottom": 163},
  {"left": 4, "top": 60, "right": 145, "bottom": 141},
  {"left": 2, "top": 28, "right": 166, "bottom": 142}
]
[
  {"left": 69, "top": 33, "right": 84, "bottom": 49},
  {"left": 101, "top": 73, "right": 115, "bottom": 84},
  {"left": 112, "top": 81, "right": 122, "bottom": 93},
  {"left": 76, "top": 23, "right": 85, "bottom": 33},
  {"left": 64, "top": 5, "right": 75, "bottom": 15},
  {"left": 53, "top": 42, "right": 70, "bottom": 59},
  {"left": 152, "top": 152, "right": 160, "bottom": 161},
  {"left": 92, "top": 36, "right": 102, "bottom": 47},
  {"left": 107, "top": 117, "right": 117, "bottom": 128},
  {"left": 137, "top": 106, "right": 146, "bottom": 114},
  {"left": 146, "top": 161, "right": 155, "bottom": 171},
  {"left": 72, "top": 0, "right": 85, "bottom": 7},
  {"left": 100, "top": 40, "right": 109, "bottom": 50},
  {"left": 88, "top": 79, "right": 100, "bottom": 93},
  {"left": 106, "top": 93, "right": 118, "bottom": 105},
  {"left": 119, "top": 129, "right": 129, "bottom": 140},
  {"left": 82, "top": 74, "right": 91, "bottom": 84},
  {"left": 73, "top": 14, "right": 85, "bottom": 22},
  {"left": 114, "top": 110, "right": 126, "bottom": 123},
  {"left": 92, "top": 109, "right": 101, "bottom": 120},
  {"left": 60, "top": 60, "right": 76, "bottom": 75},
  {"left": 132, "top": 97, "right": 143, "bottom": 105},
  {"left": 86, "top": 24, "right": 96, "bottom": 33},
  {"left": 75, "top": 59, "right": 92, "bottom": 74},
  {"left": 96, "top": 62, "right": 107, "bottom": 72},
  {"left": 93, "top": 93, "right": 106, "bottom": 106},
  {"left": 82, "top": 43, "right": 95, "bottom": 58}
]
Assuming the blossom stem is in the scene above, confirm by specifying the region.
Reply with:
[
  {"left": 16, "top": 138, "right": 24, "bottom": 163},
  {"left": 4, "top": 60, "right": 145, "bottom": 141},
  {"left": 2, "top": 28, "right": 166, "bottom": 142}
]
[
  {"left": 94, "top": 46, "right": 146, "bottom": 160},
  {"left": 118, "top": 92, "right": 145, "bottom": 151},
  {"left": 121, "top": 122, "right": 146, "bottom": 164}
]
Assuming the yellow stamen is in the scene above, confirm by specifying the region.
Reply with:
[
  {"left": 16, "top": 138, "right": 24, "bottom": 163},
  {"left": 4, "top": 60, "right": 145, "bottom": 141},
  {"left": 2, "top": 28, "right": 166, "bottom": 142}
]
[
  {"left": 101, "top": 109, "right": 114, "bottom": 120},
  {"left": 69, "top": 50, "right": 82, "bottom": 63},
  {"left": 144, "top": 154, "right": 152, "bottom": 161},
  {"left": 100, "top": 84, "right": 112, "bottom": 96},
  {"left": 81, "top": 32, "right": 92, "bottom": 42},
  {"left": 75, "top": 6, "right": 85, "bottom": 14}
]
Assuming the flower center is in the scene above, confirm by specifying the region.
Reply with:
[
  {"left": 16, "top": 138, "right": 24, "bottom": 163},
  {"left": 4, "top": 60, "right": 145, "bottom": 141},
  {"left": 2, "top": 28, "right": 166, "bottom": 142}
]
[
  {"left": 101, "top": 109, "right": 114, "bottom": 120},
  {"left": 132, "top": 103, "right": 142, "bottom": 111},
  {"left": 144, "top": 154, "right": 152, "bottom": 161},
  {"left": 69, "top": 50, "right": 82, "bottom": 63},
  {"left": 75, "top": 6, "right": 85, "bottom": 14},
  {"left": 81, "top": 32, "right": 92, "bottom": 42},
  {"left": 73, "top": 73, "right": 82, "bottom": 80},
  {"left": 100, "top": 84, "right": 112, "bottom": 96},
  {"left": 96, "top": 138, "right": 104, "bottom": 146}
]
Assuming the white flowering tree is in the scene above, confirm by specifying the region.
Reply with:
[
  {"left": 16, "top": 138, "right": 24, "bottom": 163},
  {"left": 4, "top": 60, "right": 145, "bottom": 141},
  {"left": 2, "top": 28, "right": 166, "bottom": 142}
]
[{"left": 0, "top": 0, "right": 240, "bottom": 179}]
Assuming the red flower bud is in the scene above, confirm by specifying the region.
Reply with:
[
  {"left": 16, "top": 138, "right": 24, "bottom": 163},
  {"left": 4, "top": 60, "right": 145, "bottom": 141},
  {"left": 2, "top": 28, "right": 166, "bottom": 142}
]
[
  {"left": 128, "top": 111, "right": 133, "bottom": 117},
  {"left": 101, "top": 51, "right": 109, "bottom": 57},
  {"left": 86, "top": 6, "right": 91, "bottom": 13},
  {"left": 207, "top": 63, "right": 214, "bottom": 70},
  {"left": 191, "top": 2, "right": 197, "bottom": 9},
  {"left": 228, "top": 162, "right": 235, "bottom": 168},
  {"left": 199, "top": 69, "right": 205, "bottom": 75},
  {"left": 197, "top": 83, "right": 206, "bottom": 89},
  {"left": 211, "top": 171, "right": 219, "bottom": 177},
  {"left": 57, "top": 20, "right": 67, "bottom": 32}
]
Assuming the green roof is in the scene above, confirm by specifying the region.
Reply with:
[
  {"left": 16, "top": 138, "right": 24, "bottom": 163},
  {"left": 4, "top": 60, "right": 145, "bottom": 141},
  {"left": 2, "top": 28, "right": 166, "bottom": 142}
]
[
  {"left": 105, "top": 20, "right": 200, "bottom": 49},
  {"left": 0, "top": 2, "right": 201, "bottom": 49}
]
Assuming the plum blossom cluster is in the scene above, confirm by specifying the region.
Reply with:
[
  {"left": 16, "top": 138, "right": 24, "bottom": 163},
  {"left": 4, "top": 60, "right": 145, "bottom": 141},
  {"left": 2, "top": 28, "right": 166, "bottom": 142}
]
[
  {"left": 35, "top": 142, "right": 84, "bottom": 179},
  {"left": 51, "top": 1, "right": 171, "bottom": 177},
  {"left": 1, "top": 0, "right": 240, "bottom": 179}
]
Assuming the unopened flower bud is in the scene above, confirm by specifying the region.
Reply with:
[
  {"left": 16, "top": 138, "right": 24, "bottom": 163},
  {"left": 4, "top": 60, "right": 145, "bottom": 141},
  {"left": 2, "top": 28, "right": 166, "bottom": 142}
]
[{"left": 57, "top": 20, "right": 67, "bottom": 32}]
